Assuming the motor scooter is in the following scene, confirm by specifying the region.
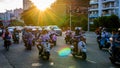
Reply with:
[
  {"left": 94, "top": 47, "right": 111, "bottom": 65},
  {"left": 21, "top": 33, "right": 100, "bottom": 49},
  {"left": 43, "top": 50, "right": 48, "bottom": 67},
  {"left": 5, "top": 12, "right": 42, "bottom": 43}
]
[
  {"left": 99, "top": 37, "right": 111, "bottom": 50},
  {"left": 4, "top": 39, "right": 11, "bottom": 51},
  {"left": 36, "top": 40, "right": 51, "bottom": 60},
  {"left": 109, "top": 46, "right": 120, "bottom": 64},
  {"left": 13, "top": 33, "right": 19, "bottom": 44},
  {"left": 70, "top": 36, "right": 87, "bottom": 60}
]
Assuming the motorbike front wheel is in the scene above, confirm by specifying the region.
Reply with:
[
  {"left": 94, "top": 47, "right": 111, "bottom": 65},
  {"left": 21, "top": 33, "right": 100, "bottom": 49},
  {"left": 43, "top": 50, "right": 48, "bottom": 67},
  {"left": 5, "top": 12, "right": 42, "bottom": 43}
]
[
  {"left": 5, "top": 45, "right": 9, "bottom": 51},
  {"left": 99, "top": 45, "right": 103, "bottom": 50},
  {"left": 81, "top": 52, "right": 87, "bottom": 60},
  {"left": 109, "top": 57, "right": 116, "bottom": 64},
  {"left": 42, "top": 52, "right": 50, "bottom": 60}
]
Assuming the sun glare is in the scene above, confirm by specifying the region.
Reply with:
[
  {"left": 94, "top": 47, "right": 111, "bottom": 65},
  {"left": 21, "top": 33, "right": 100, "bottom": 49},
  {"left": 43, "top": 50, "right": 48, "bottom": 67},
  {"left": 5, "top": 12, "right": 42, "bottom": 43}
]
[{"left": 31, "top": 0, "right": 56, "bottom": 11}]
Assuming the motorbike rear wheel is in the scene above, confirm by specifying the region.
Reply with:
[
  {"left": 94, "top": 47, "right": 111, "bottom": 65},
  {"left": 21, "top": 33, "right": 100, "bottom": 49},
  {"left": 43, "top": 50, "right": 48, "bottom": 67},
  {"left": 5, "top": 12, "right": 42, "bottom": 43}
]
[
  {"left": 99, "top": 45, "right": 103, "bottom": 50},
  {"left": 42, "top": 52, "right": 50, "bottom": 60}
]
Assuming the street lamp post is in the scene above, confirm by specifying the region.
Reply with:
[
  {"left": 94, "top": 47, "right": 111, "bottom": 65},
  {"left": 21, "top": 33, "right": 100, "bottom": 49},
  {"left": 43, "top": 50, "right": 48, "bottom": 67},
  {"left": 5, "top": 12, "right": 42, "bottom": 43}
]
[
  {"left": 69, "top": 5, "right": 72, "bottom": 30},
  {"left": 88, "top": 16, "right": 90, "bottom": 31},
  {"left": 88, "top": 11, "right": 90, "bottom": 32}
]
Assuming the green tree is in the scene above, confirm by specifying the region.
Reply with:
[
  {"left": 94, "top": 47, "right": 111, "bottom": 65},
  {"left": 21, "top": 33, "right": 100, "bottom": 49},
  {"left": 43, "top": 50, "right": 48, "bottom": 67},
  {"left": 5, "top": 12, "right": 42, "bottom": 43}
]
[
  {"left": 21, "top": 5, "right": 67, "bottom": 26},
  {"left": 107, "top": 14, "right": 120, "bottom": 28},
  {"left": 21, "top": 6, "right": 38, "bottom": 26},
  {"left": 9, "top": 20, "right": 25, "bottom": 26},
  {"left": 93, "top": 14, "right": 120, "bottom": 30}
]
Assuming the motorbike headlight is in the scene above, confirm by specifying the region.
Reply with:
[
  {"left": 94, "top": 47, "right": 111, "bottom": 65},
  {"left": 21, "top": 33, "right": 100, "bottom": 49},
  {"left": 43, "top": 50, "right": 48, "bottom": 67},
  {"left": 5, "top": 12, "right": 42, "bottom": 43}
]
[
  {"left": 109, "top": 37, "right": 113, "bottom": 41},
  {"left": 70, "top": 45, "right": 74, "bottom": 49},
  {"left": 35, "top": 42, "right": 39, "bottom": 45}
]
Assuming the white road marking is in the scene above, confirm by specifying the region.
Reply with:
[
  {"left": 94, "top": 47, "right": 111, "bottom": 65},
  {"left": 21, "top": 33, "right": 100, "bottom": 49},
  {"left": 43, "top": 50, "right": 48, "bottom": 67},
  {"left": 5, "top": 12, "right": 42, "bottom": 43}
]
[
  {"left": 32, "top": 63, "right": 42, "bottom": 67},
  {"left": 109, "top": 66, "right": 115, "bottom": 68},
  {"left": 87, "top": 59, "right": 97, "bottom": 63},
  {"left": 50, "top": 62, "right": 54, "bottom": 66}
]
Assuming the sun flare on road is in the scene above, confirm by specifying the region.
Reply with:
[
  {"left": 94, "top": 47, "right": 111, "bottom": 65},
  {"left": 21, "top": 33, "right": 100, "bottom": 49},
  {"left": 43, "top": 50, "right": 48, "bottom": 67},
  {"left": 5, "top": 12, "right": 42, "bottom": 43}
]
[{"left": 31, "top": 0, "right": 56, "bottom": 11}]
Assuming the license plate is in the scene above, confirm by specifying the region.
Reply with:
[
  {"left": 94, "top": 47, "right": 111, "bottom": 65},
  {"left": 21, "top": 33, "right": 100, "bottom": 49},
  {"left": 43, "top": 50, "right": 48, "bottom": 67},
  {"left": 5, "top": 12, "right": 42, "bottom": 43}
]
[
  {"left": 16, "top": 35, "right": 19, "bottom": 37},
  {"left": 81, "top": 48, "right": 87, "bottom": 52}
]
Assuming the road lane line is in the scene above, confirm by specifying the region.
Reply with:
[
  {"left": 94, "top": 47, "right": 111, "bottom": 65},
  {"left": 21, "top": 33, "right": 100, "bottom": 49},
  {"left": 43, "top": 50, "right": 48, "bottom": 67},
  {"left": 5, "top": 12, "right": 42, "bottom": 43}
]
[{"left": 87, "top": 59, "right": 97, "bottom": 63}]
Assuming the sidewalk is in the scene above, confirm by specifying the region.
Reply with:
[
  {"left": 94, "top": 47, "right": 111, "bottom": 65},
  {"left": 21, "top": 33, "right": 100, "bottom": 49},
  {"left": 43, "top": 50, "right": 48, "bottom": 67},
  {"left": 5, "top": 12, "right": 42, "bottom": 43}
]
[{"left": 0, "top": 37, "right": 13, "bottom": 68}]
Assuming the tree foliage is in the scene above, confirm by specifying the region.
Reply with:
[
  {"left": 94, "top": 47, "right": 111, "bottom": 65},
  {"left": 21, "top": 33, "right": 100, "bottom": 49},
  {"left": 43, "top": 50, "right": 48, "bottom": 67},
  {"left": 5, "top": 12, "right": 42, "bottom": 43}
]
[
  {"left": 61, "top": 14, "right": 88, "bottom": 30},
  {"left": 93, "top": 14, "right": 120, "bottom": 30},
  {"left": 9, "top": 20, "right": 25, "bottom": 26},
  {"left": 21, "top": 5, "right": 67, "bottom": 26}
]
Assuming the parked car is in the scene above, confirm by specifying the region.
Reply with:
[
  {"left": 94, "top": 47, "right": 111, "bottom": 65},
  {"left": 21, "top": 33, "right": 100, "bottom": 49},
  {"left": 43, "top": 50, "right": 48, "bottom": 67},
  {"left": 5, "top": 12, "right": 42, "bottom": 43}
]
[
  {"left": 16, "top": 26, "right": 23, "bottom": 32},
  {"left": 8, "top": 27, "right": 16, "bottom": 33},
  {"left": 50, "top": 25, "right": 62, "bottom": 36}
]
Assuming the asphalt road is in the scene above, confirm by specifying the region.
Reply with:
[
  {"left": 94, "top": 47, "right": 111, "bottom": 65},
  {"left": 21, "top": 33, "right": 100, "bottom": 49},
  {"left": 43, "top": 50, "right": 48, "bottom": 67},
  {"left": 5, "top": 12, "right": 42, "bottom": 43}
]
[{"left": 0, "top": 32, "right": 120, "bottom": 68}]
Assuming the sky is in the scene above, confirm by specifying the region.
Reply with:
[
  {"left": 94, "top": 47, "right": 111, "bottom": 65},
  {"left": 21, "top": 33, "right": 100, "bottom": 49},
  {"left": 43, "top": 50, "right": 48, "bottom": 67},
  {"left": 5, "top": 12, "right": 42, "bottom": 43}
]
[{"left": 0, "top": 0, "right": 23, "bottom": 12}]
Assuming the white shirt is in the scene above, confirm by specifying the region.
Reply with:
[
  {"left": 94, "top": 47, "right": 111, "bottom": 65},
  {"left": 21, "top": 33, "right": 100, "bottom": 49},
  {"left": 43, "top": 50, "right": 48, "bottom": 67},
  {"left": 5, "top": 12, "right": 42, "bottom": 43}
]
[{"left": 78, "top": 41, "right": 86, "bottom": 49}]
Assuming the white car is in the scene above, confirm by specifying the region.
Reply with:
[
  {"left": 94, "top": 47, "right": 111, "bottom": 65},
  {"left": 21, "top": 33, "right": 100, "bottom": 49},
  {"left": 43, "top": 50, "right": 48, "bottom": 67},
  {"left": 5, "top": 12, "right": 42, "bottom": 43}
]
[
  {"left": 46, "top": 25, "right": 62, "bottom": 36},
  {"left": 8, "top": 27, "right": 16, "bottom": 33}
]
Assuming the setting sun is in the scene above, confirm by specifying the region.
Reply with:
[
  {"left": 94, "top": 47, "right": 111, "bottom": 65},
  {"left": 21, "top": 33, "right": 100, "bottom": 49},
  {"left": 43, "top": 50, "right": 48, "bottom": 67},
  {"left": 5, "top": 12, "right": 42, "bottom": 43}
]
[{"left": 31, "top": 0, "right": 56, "bottom": 11}]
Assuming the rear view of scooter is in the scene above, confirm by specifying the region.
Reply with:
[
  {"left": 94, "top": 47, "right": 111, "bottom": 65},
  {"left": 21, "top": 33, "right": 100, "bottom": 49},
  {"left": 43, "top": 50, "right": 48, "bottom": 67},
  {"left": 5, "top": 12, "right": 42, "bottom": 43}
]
[
  {"left": 36, "top": 40, "right": 51, "bottom": 60},
  {"left": 99, "top": 37, "right": 111, "bottom": 50},
  {"left": 109, "top": 46, "right": 120, "bottom": 64},
  {"left": 13, "top": 32, "right": 19, "bottom": 44},
  {"left": 4, "top": 39, "right": 11, "bottom": 51},
  {"left": 70, "top": 37, "right": 87, "bottom": 60}
]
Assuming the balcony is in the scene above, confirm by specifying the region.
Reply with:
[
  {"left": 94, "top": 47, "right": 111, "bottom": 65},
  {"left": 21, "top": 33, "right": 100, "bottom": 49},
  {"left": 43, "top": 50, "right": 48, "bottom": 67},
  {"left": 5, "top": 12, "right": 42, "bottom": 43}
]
[
  {"left": 102, "top": 6, "right": 116, "bottom": 10},
  {"left": 89, "top": 14, "right": 98, "bottom": 18},
  {"left": 89, "top": 8, "right": 98, "bottom": 11},
  {"left": 102, "top": 13, "right": 111, "bottom": 16},
  {"left": 102, "top": 0, "right": 115, "bottom": 3},
  {"left": 90, "top": 1, "right": 98, "bottom": 5}
]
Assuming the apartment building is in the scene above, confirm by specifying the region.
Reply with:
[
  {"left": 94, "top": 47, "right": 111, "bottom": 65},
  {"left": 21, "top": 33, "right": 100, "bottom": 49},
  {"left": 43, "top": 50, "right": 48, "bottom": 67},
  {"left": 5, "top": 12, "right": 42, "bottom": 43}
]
[
  {"left": 23, "top": 0, "right": 33, "bottom": 10},
  {"left": 88, "top": 0, "right": 120, "bottom": 24}
]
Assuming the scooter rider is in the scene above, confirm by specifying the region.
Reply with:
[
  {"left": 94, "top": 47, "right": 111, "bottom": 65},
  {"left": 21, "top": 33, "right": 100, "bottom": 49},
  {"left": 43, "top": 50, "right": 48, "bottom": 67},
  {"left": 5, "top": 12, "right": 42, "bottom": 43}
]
[
  {"left": 22, "top": 28, "right": 29, "bottom": 47},
  {"left": 13, "top": 28, "right": 19, "bottom": 43},
  {"left": 2, "top": 28, "right": 12, "bottom": 50},
  {"left": 100, "top": 29, "right": 107, "bottom": 46},
  {"left": 65, "top": 27, "right": 73, "bottom": 42},
  {"left": 78, "top": 37, "right": 86, "bottom": 54},
  {"left": 65, "top": 27, "right": 72, "bottom": 36},
  {"left": 75, "top": 27, "right": 81, "bottom": 36},
  {"left": 22, "top": 28, "right": 34, "bottom": 50},
  {"left": 27, "top": 28, "right": 34, "bottom": 48},
  {"left": 111, "top": 29, "right": 120, "bottom": 58},
  {"left": 49, "top": 28, "right": 57, "bottom": 46},
  {"left": 38, "top": 30, "right": 51, "bottom": 55}
]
